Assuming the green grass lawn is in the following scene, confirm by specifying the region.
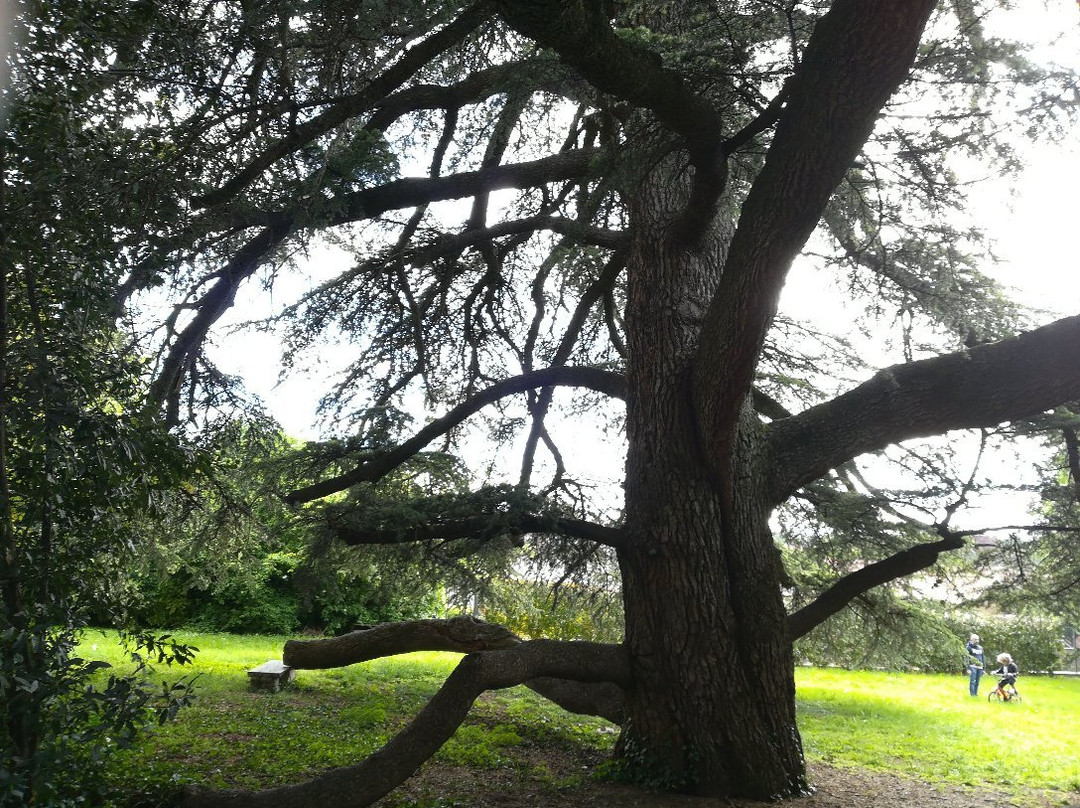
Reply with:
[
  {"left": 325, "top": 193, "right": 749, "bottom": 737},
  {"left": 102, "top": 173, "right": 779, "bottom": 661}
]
[
  {"left": 795, "top": 666, "right": 1080, "bottom": 794},
  {"left": 82, "top": 630, "right": 1080, "bottom": 804}
]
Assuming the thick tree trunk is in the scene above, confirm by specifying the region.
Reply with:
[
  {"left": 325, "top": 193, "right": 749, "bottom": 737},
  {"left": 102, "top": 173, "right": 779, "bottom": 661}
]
[
  {"left": 619, "top": 441, "right": 805, "bottom": 798},
  {"left": 617, "top": 160, "right": 806, "bottom": 799}
]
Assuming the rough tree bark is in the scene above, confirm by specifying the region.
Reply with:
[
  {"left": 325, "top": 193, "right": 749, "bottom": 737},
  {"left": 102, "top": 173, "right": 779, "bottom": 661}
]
[{"left": 610, "top": 146, "right": 806, "bottom": 795}]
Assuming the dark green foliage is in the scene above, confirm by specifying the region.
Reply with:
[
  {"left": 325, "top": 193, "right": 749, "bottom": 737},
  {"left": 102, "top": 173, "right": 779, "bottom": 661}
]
[
  {"left": 191, "top": 555, "right": 304, "bottom": 636},
  {"left": 130, "top": 548, "right": 443, "bottom": 636},
  {"left": 483, "top": 578, "right": 622, "bottom": 643},
  {"left": 793, "top": 597, "right": 964, "bottom": 673},
  {"left": 943, "top": 612, "right": 1064, "bottom": 674},
  {"left": 1, "top": 4, "right": 203, "bottom": 803}
]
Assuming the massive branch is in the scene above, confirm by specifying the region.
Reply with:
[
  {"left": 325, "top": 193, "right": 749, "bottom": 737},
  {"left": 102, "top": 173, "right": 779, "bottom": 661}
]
[
  {"left": 691, "top": 0, "right": 938, "bottom": 453},
  {"left": 181, "top": 631, "right": 630, "bottom": 808},
  {"left": 285, "top": 366, "right": 626, "bottom": 504},
  {"left": 494, "top": 0, "right": 728, "bottom": 237},
  {"left": 768, "top": 314, "right": 1080, "bottom": 503}
]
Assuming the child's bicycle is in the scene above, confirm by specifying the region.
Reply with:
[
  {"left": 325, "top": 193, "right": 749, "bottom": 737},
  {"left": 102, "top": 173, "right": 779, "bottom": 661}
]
[{"left": 987, "top": 681, "right": 1021, "bottom": 703}]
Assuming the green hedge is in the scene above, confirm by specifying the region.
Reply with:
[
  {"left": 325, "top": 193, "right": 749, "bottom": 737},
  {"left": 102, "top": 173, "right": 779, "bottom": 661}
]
[
  {"left": 943, "top": 612, "right": 1065, "bottom": 673},
  {"left": 129, "top": 551, "right": 441, "bottom": 635},
  {"left": 793, "top": 600, "right": 1066, "bottom": 673}
]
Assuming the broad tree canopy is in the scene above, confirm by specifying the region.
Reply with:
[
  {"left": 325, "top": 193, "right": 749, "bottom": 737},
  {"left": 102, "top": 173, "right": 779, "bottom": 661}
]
[{"left": 12, "top": 0, "right": 1080, "bottom": 803}]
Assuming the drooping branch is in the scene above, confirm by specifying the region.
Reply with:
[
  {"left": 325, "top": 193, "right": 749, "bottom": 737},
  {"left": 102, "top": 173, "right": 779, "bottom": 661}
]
[
  {"left": 180, "top": 636, "right": 629, "bottom": 808},
  {"left": 328, "top": 507, "right": 625, "bottom": 549},
  {"left": 520, "top": 249, "right": 627, "bottom": 486},
  {"left": 149, "top": 150, "right": 607, "bottom": 420},
  {"left": 768, "top": 314, "right": 1080, "bottom": 503},
  {"left": 284, "top": 366, "right": 626, "bottom": 504},
  {"left": 787, "top": 532, "right": 966, "bottom": 640},
  {"left": 691, "top": 0, "right": 938, "bottom": 454},
  {"left": 147, "top": 216, "right": 294, "bottom": 423},
  {"left": 192, "top": 3, "right": 494, "bottom": 210},
  {"left": 523, "top": 676, "right": 626, "bottom": 724}
]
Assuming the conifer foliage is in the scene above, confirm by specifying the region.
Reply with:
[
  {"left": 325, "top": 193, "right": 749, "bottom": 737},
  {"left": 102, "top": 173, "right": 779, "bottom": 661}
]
[{"left": 6, "top": 1, "right": 1080, "bottom": 804}]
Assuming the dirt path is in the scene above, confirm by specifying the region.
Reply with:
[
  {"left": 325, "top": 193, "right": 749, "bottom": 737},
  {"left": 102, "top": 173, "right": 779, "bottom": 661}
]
[{"left": 383, "top": 760, "right": 1073, "bottom": 808}]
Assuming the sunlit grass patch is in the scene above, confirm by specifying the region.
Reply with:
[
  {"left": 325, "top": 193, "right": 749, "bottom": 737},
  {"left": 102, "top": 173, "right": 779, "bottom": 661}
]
[
  {"left": 80, "top": 631, "right": 1080, "bottom": 805},
  {"left": 795, "top": 667, "right": 1080, "bottom": 796}
]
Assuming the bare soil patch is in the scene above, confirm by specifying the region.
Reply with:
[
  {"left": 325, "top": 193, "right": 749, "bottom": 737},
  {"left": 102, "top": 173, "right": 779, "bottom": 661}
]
[
  {"left": 381, "top": 756, "right": 1074, "bottom": 808},
  {"left": 372, "top": 692, "right": 1074, "bottom": 808}
]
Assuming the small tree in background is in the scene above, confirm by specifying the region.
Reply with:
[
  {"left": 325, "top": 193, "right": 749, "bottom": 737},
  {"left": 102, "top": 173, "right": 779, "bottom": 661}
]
[{"left": 0, "top": 5, "right": 198, "bottom": 803}]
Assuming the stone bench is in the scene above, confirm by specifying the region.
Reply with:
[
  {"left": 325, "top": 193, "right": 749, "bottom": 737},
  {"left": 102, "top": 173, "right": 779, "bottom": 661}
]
[{"left": 247, "top": 660, "right": 295, "bottom": 692}]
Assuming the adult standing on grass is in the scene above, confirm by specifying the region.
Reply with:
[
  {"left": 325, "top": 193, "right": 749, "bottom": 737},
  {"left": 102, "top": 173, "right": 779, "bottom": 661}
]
[{"left": 966, "top": 634, "right": 985, "bottom": 697}]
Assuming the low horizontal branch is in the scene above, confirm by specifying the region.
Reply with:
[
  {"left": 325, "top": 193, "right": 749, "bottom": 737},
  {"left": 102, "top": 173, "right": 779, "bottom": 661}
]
[
  {"left": 283, "top": 616, "right": 521, "bottom": 668},
  {"left": 284, "top": 618, "right": 628, "bottom": 726},
  {"left": 182, "top": 636, "right": 628, "bottom": 808},
  {"left": 330, "top": 511, "right": 625, "bottom": 549}
]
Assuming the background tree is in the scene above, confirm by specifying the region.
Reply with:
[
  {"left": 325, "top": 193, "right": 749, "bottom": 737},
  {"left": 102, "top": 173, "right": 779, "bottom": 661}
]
[
  {"left": 29, "top": 0, "right": 1080, "bottom": 803},
  {"left": 126, "top": 416, "right": 455, "bottom": 635},
  {"left": 0, "top": 3, "right": 199, "bottom": 803},
  {"left": 967, "top": 406, "right": 1080, "bottom": 626}
]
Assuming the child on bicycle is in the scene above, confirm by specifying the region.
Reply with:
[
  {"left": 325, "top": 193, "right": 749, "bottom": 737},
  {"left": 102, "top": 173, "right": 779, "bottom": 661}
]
[{"left": 991, "top": 653, "right": 1019, "bottom": 699}]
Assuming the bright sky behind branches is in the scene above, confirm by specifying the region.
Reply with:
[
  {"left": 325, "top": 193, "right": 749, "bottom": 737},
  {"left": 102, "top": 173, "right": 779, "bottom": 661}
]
[{"left": 212, "top": 1, "right": 1080, "bottom": 520}]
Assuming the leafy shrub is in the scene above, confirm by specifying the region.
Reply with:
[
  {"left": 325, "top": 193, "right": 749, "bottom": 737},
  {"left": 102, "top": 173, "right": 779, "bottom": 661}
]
[
  {"left": 130, "top": 547, "right": 443, "bottom": 635},
  {"left": 0, "top": 622, "right": 195, "bottom": 806},
  {"left": 295, "top": 546, "right": 443, "bottom": 635},
  {"left": 482, "top": 579, "right": 623, "bottom": 642}
]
